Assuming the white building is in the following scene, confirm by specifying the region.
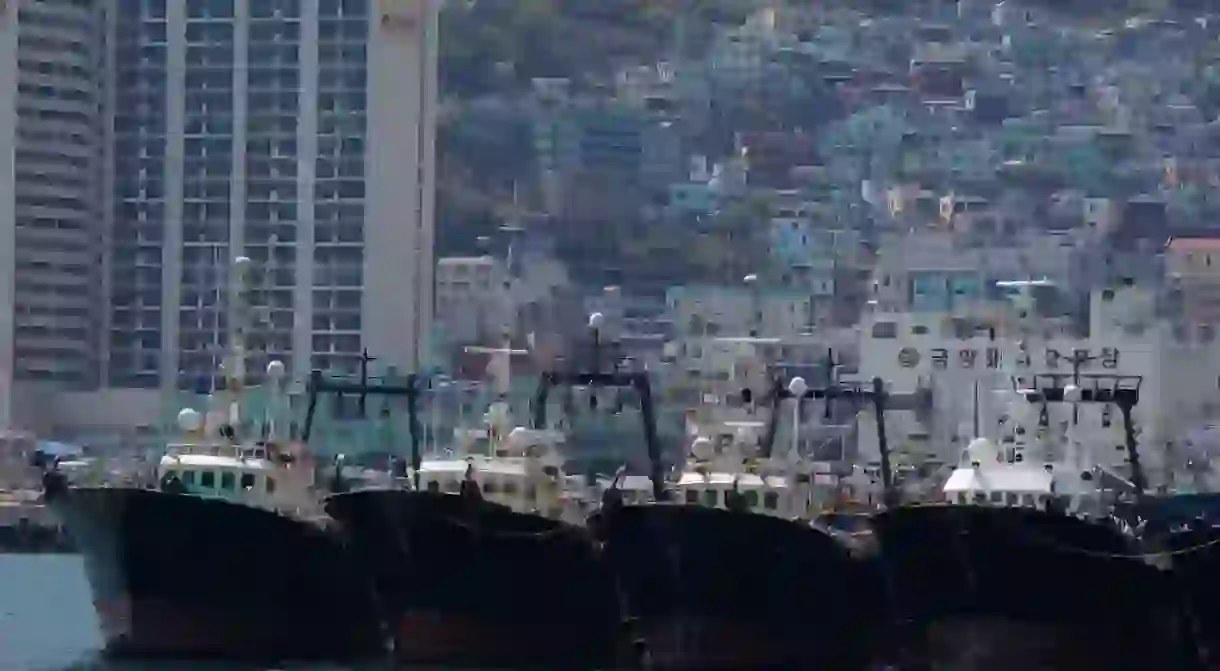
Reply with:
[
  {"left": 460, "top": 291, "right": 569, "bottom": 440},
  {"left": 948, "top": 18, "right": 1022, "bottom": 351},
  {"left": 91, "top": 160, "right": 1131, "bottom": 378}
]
[
  {"left": 0, "top": 0, "right": 439, "bottom": 434},
  {"left": 435, "top": 256, "right": 505, "bottom": 344},
  {"left": 853, "top": 286, "right": 1220, "bottom": 488},
  {"left": 666, "top": 285, "right": 815, "bottom": 338}
]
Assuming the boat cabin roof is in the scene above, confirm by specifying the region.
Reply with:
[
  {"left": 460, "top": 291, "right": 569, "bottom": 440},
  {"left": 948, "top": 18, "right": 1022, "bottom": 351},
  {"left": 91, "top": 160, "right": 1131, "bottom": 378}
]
[
  {"left": 418, "top": 458, "right": 532, "bottom": 477},
  {"left": 678, "top": 471, "right": 788, "bottom": 488},
  {"left": 161, "top": 451, "right": 274, "bottom": 472},
  {"left": 616, "top": 475, "right": 656, "bottom": 491},
  {"left": 943, "top": 463, "right": 1054, "bottom": 495}
]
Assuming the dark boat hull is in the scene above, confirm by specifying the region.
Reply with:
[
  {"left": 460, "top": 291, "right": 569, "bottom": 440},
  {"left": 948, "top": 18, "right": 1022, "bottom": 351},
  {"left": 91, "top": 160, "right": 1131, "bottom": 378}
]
[
  {"left": 1167, "top": 526, "right": 1220, "bottom": 667},
  {"left": 324, "top": 490, "right": 623, "bottom": 669},
  {"left": 592, "top": 504, "right": 880, "bottom": 671},
  {"left": 872, "top": 505, "right": 1193, "bottom": 670},
  {"left": 51, "top": 487, "right": 384, "bottom": 662}
]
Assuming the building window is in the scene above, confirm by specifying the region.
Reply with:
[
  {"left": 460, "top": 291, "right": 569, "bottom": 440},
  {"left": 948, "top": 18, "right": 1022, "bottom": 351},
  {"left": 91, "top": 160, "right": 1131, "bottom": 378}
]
[{"left": 871, "top": 321, "right": 897, "bottom": 339}]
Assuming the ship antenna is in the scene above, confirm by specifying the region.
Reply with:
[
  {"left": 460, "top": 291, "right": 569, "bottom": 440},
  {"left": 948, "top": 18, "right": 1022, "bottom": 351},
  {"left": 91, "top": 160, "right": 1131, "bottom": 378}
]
[
  {"left": 972, "top": 378, "right": 980, "bottom": 438},
  {"left": 225, "top": 256, "right": 255, "bottom": 439},
  {"left": 265, "top": 359, "right": 286, "bottom": 442}
]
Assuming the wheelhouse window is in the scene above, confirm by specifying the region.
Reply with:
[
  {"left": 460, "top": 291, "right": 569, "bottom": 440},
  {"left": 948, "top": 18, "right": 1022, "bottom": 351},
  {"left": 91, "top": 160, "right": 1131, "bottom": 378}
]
[
  {"left": 744, "top": 489, "right": 760, "bottom": 507},
  {"left": 426, "top": 480, "right": 440, "bottom": 493},
  {"left": 265, "top": 477, "right": 276, "bottom": 494},
  {"left": 182, "top": 470, "right": 196, "bottom": 485},
  {"left": 483, "top": 480, "right": 498, "bottom": 494},
  {"left": 503, "top": 481, "right": 519, "bottom": 496},
  {"left": 240, "top": 473, "right": 256, "bottom": 490},
  {"left": 220, "top": 472, "right": 236, "bottom": 491},
  {"left": 702, "top": 489, "right": 718, "bottom": 507},
  {"left": 763, "top": 491, "right": 779, "bottom": 510},
  {"left": 199, "top": 471, "right": 215, "bottom": 488},
  {"left": 684, "top": 488, "right": 698, "bottom": 504},
  {"left": 443, "top": 479, "right": 460, "bottom": 493}
]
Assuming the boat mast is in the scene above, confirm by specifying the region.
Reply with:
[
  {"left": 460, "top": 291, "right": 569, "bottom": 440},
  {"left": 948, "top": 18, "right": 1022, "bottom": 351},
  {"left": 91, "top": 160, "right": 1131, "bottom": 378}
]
[
  {"left": 303, "top": 370, "right": 423, "bottom": 488},
  {"left": 533, "top": 366, "right": 666, "bottom": 502},
  {"left": 222, "top": 256, "right": 255, "bottom": 439}
]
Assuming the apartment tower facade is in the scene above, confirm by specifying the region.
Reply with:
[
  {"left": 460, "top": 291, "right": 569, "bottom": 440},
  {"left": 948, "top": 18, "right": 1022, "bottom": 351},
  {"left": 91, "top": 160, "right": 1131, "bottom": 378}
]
[{"left": 0, "top": 0, "right": 436, "bottom": 430}]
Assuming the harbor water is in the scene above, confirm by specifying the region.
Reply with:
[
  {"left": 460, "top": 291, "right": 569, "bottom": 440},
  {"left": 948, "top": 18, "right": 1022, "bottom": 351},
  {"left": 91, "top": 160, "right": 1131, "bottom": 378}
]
[{"left": 0, "top": 554, "right": 383, "bottom": 670}]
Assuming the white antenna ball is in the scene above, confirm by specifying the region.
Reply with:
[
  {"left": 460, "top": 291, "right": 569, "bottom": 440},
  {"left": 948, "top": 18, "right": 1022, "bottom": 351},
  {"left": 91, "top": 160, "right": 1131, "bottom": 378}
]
[
  {"left": 234, "top": 256, "right": 252, "bottom": 270},
  {"left": 1063, "top": 384, "right": 1082, "bottom": 403},
  {"left": 691, "top": 436, "right": 714, "bottom": 460},
  {"left": 486, "top": 401, "right": 509, "bottom": 425},
  {"left": 266, "top": 360, "right": 286, "bottom": 379},
  {"left": 177, "top": 408, "right": 203, "bottom": 432},
  {"left": 788, "top": 376, "right": 809, "bottom": 397},
  {"left": 588, "top": 312, "right": 605, "bottom": 329}
]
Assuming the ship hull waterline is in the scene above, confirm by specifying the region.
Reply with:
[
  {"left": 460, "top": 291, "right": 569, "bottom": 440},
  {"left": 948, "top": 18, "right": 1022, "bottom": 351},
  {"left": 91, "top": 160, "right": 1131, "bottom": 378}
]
[
  {"left": 590, "top": 503, "right": 882, "bottom": 671},
  {"left": 871, "top": 504, "right": 1196, "bottom": 670},
  {"left": 52, "top": 486, "right": 385, "bottom": 663},
  {"left": 324, "top": 489, "right": 624, "bottom": 670}
]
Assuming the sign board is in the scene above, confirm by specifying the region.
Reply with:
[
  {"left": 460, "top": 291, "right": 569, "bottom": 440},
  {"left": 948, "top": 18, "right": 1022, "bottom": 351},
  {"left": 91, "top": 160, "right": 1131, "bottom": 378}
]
[{"left": 898, "top": 346, "right": 1120, "bottom": 371}]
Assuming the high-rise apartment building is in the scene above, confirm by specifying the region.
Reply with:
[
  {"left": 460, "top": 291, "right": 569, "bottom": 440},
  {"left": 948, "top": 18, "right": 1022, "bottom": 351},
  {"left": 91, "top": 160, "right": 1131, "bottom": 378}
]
[
  {"left": 0, "top": 0, "right": 436, "bottom": 430},
  {"left": 0, "top": 0, "right": 106, "bottom": 427},
  {"left": 106, "top": 0, "right": 436, "bottom": 393}
]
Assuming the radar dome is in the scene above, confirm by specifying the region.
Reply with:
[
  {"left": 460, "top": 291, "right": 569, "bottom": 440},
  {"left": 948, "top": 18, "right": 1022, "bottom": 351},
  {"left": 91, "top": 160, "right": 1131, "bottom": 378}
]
[
  {"left": 177, "top": 408, "right": 203, "bottom": 432},
  {"left": 507, "top": 426, "right": 530, "bottom": 448},
  {"left": 964, "top": 437, "right": 999, "bottom": 465},
  {"left": 691, "top": 436, "right": 714, "bottom": 461},
  {"left": 266, "top": 360, "right": 286, "bottom": 379}
]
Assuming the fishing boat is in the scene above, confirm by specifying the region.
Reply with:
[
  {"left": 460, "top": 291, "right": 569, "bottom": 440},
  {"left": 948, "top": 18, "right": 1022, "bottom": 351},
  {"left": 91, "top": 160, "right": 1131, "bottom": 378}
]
[
  {"left": 573, "top": 349, "right": 878, "bottom": 671},
  {"left": 1135, "top": 430, "right": 1220, "bottom": 665},
  {"left": 869, "top": 360, "right": 1192, "bottom": 670},
  {"left": 41, "top": 257, "right": 383, "bottom": 662},
  {"left": 317, "top": 336, "right": 623, "bottom": 669}
]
